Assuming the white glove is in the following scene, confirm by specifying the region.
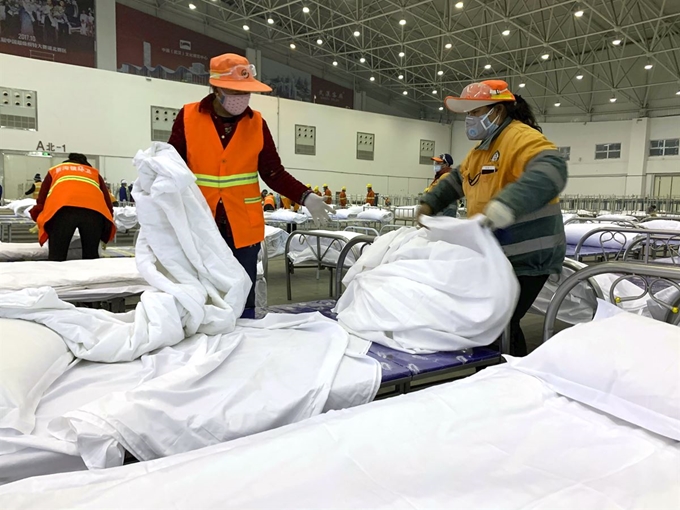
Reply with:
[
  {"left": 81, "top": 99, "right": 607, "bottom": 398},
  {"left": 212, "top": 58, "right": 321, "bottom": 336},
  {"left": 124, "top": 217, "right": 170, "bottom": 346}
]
[
  {"left": 303, "top": 193, "right": 335, "bottom": 225},
  {"left": 482, "top": 200, "right": 515, "bottom": 230}
]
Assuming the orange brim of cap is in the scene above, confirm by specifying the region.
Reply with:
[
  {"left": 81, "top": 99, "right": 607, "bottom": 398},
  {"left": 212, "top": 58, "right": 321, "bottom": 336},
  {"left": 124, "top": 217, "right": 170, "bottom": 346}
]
[
  {"left": 431, "top": 156, "right": 444, "bottom": 162},
  {"left": 209, "top": 77, "right": 272, "bottom": 93},
  {"left": 446, "top": 97, "right": 515, "bottom": 113}
]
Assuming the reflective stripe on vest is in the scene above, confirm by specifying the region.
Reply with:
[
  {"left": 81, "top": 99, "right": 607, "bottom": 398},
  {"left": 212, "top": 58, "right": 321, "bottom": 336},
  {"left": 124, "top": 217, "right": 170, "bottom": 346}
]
[
  {"left": 48, "top": 175, "right": 101, "bottom": 196},
  {"left": 194, "top": 173, "right": 259, "bottom": 188}
]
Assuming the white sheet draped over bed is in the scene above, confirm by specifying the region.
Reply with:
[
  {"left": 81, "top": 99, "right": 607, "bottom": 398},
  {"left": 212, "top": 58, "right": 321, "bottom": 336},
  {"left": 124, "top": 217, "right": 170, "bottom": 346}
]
[
  {"left": 0, "top": 143, "right": 379, "bottom": 475},
  {"left": 335, "top": 216, "right": 519, "bottom": 353}
]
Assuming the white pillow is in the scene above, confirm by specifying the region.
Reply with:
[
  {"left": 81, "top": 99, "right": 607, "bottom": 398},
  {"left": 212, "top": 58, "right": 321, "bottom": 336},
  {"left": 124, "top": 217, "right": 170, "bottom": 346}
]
[
  {"left": 642, "top": 219, "right": 680, "bottom": 232},
  {"left": 513, "top": 313, "right": 680, "bottom": 440},
  {"left": 0, "top": 319, "right": 74, "bottom": 434},
  {"left": 357, "top": 209, "right": 393, "bottom": 221}
]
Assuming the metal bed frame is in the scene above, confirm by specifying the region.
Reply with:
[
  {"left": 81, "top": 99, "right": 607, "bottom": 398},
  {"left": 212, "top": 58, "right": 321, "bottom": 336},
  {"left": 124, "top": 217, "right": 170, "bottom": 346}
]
[
  {"left": 571, "top": 226, "right": 680, "bottom": 262},
  {"left": 564, "top": 217, "right": 638, "bottom": 228},
  {"left": 543, "top": 262, "right": 680, "bottom": 341}
]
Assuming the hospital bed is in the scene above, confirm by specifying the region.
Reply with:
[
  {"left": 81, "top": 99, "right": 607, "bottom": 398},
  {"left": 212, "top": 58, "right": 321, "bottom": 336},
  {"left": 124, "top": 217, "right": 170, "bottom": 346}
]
[
  {"left": 284, "top": 230, "right": 375, "bottom": 300},
  {"left": 6, "top": 272, "right": 678, "bottom": 508},
  {"left": 0, "top": 215, "right": 35, "bottom": 242},
  {"left": 568, "top": 225, "right": 680, "bottom": 262}
]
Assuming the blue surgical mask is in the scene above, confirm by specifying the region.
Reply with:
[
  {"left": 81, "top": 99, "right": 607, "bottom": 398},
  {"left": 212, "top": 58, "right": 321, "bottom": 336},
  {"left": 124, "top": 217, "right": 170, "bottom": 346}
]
[{"left": 465, "top": 107, "right": 500, "bottom": 140}]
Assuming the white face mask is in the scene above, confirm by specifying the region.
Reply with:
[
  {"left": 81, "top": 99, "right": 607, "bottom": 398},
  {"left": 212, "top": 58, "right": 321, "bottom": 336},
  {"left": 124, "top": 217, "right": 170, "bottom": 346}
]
[
  {"left": 218, "top": 92, "right": 251, "bottom": 116},
  {"left": 433, "top": 164, "right": 442, "bottom": 173}
]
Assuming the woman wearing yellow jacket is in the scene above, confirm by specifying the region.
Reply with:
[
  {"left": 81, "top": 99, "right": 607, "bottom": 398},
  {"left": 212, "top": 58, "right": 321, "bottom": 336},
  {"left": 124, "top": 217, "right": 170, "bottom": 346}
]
[{"left": 419, "top": 80, "right": 568, "bottom": 356}]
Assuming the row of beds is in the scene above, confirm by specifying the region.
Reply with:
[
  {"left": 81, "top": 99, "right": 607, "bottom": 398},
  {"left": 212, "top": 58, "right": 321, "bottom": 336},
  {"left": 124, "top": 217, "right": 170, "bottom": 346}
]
[{"left": 1, "top": 206, "right": 679, "bottom": 480}]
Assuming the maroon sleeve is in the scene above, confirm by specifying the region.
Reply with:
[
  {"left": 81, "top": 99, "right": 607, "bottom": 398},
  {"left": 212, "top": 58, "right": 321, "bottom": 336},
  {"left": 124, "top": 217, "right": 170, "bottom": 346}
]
[
  {"left": 99, "top": 174, "right": 114, "bottom": 214},
  {"left": 258, "top": 119, "right": 308, "bottom": 204},
  {"left": 168, "top": 107, "right": 188, "bottom": 163},
  {"left": 30, "top": 173, "right": 52, "bottom": 221}
]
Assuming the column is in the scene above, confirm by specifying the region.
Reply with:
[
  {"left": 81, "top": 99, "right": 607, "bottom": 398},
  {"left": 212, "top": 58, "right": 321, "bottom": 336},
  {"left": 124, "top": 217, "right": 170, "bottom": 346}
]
[
  {"left": 95, "top": 0, "right": 117, "bottom": 71},
  {"left": 624, "top": 117, "right": 649, "bottom": 196}
]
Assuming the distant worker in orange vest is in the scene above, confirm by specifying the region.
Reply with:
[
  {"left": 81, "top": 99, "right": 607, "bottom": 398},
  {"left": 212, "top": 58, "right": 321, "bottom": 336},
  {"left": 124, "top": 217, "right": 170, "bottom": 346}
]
[
  {"left": 25, "top": 173, "right": 42, "bottom": 199},
  {"left": 168, "top": 53, "right": 333, "bottom": 318},
  {"left": 30, "top": 153, "right": 116, "bottom": 261},
  {"left": 313, "top": 186, "right": 322, "bottom": 196},
  {"left": 262, "top": 190, "right": 276, "bottom": 211},
  {"left": 365, "top": 184, "right": 376, "bottom": 206},
  {"left": 339, "top": 187, "right": 347, "bottom": 207},
  {"left": 322, "top": 184, "right": 332, "bottom": 205}
]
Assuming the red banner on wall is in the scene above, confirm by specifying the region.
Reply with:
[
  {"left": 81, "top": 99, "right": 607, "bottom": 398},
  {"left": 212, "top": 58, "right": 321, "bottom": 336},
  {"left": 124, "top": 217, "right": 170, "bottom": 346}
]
[
  {"left": 0, "top": 0, "right": 96, "bottom": 67},
  {"left": 312, "top": 76, "right": 354, "bottom": 109},
  {"left": 116, "top": 4, "right": 242, "bottom": 85}
]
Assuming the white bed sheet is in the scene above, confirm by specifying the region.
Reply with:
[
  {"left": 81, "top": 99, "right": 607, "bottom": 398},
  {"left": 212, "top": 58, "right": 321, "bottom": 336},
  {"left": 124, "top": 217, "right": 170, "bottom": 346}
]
[
  {"left": 0, "top": 258, "right": 146, "bottom": 294},
  {"left": 287, "top": 230, "right": 367, "bottom": 267},
  {"left": 0, "top": 312, "right": 379, "bottom": 484},
  {"left": 2, "top": 364, "right": 677, "bottom": 509},
  {"left": 264, "top": 225, "right": 288, "bottom": 258}
]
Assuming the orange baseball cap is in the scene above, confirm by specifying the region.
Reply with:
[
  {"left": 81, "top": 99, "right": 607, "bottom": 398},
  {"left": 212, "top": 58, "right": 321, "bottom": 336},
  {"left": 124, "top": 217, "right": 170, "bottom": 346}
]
[
  {"left": 445, "top": 79, "right": 515, "bottom": 113},
  {"left": 209, "top": 53, "right": 272, "bottom": 93}
]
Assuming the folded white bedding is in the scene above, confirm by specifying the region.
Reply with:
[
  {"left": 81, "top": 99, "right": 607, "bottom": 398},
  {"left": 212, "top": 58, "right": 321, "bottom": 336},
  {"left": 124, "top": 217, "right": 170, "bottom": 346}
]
[
  {"left": 1, "top": 199, "right": 36, "bottom": 218},
  {"left": 264, "top": 225, "right": 288, "bottom": 258},
  {"left": 112, "top": 206, "right": 138, "bottom": 231},
  {"left": 642, "top": 219, "right": 680, "bottom": 231},
  {"left": 3, "top": 362, "right": 677, "bottom": 509},
  {"left": 287, "top": 230, "right": 367, "bottom": 266},
  {"left": 336, "top": 217, "right": 519, "bottom": 353},
  {"left": 265, "top": 209, "right": 308, "bottom": 224},
  {"left": 356, "top": 208, "right": 393, "bottom": 222}
]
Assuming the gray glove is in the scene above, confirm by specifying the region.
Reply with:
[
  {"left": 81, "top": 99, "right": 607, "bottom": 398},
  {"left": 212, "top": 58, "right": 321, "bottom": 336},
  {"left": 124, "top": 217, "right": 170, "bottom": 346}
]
[
  {"left": 303, "top": 193, "right": 335, "bottom": 225},
  {"left": 481, "top": 200, "right": 515, "bottom": 230}
]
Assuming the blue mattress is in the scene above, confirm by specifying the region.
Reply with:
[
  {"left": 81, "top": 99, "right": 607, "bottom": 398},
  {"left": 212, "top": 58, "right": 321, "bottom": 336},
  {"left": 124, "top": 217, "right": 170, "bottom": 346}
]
[
  {"left": 566, "top": 244, "right": 621, "bottom": 258},
  {"left": 266, "top": 300, "right": 499, "bottom": 382}
]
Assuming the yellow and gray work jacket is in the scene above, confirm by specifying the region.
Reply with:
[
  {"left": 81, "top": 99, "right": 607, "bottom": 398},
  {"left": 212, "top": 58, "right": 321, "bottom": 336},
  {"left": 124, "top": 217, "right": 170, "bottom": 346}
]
[{"left": 421, "top": 117, "right": 568, "bottom": 276}]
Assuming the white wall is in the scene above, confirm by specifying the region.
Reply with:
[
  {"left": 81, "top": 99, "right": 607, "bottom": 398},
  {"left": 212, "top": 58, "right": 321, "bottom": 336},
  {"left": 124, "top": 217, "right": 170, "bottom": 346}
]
[
  {"left": 451, "top": 115, "right": 680, "bottom": 197},
  {"left": 0, "top": 54, "right": 448, "bottom": 197}
]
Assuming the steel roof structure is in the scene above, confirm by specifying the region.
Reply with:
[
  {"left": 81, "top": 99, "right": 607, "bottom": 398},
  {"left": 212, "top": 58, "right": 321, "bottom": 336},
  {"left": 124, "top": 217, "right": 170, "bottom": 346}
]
[{"left": 125, "top": 0, "right": 680, "bottom": 120}]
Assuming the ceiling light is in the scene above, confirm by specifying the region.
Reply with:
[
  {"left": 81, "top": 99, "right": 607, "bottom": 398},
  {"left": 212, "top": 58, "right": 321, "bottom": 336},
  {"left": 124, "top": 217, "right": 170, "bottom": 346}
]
[
  {"left": 541, "top": 53, "right": 550, "bottom": 60},
  {"left": 445, "top": 43, "right": 452, "bottom": 49},
  {"left": 612, "top": 39, "right": 622, "bottom": 46},
  {"left": 188, "top": 3, "right": 196, "bottom": 9},
  {"left": 399, "top": 19, "right": 406, "bottom": 26},
  {"left": 242, "top": 24, "right": 250, "bottom": 31},
  {"left": 609, "top": 97, "right": 617, "bottom": 103},
  {"left": 403, "top": 91, "right": 408, "bottom": 95},
  {"left": 332, "top": 60, "right": 338, "bottom": 66},
  {"left": 302, "top": 6, "right": 310, "bottom": 13},
  {"left": 437, "top": 70, "right": 444, "bottom": 76},
  {"left": 370, "top": 76, "right": 375, "bottom": 82},
  {"left": 484, "top": 64, "right": 491, "bottom": 70},
  {"left": 399, "top": 51, "right": 405, "bottom": 57},
  {"left": 267, "top": 17, "right": 274, "bottom": 24},
  {"left": 316, "top": 38, "right": 323, "bottom": 45},
  {"left": 576, "top": 74, "right": 584, "bottom": 80},
  {"left": 519, "top": 82, "right": 526, "bottom": 88},
  {"left": 438, "top": 106, "right": 444, "bottom": 111},
  {"left": 432, "top": 89, "right": 437, "bottom": 94},
  {"left": 398, "top": 74, "right": 404, "bottom": 80},
  {"left": 554, "top": 102, "right": 561, "bottom": 107},
  {"left": 455, "top": 2, "right": 464, "bottom": 8},
  {"left": 289, "top": 43, "right": 296, "bottom": 49},
  {"left": 644, "top": 63, "right": 653, "bottom": 70},
  {"left": 353, "top": 30, "right": 361, "bottom": 37},
  {"left": 359, "top": 57, "right": 366, "bottom": 63},
  {"left": 502, "top": 29, "right": 510, "bottom": 36},
  {"left": 574, "top": 9, "right": 584, "bottom": 17}
]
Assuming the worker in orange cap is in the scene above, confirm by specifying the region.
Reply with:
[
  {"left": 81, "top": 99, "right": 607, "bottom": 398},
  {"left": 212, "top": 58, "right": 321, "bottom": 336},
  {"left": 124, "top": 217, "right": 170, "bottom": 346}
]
[
  {"left": 339, "top": 186, "right": 347, "bottom": 207},
  {"left": 365, "top": 184, "right": 375, "bottom": 206},
  {"left": 419, "top": 79, "right": 568, "bottom": 357},
  {"left": 169, "top": 53, "right": 333, "bottom": 318},
  {"left": 322, "top": 184, "right": 332, "bottom": 205}
]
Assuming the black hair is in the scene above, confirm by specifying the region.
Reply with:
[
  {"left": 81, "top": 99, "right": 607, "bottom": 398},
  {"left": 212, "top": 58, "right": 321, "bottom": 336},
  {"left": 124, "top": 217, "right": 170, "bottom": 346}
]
[
  {"left": 64, "top": 153, "right": 91, "bottom": 166},
  {"left": 501, "top": 95, "right": 542, "bottom": 133}
]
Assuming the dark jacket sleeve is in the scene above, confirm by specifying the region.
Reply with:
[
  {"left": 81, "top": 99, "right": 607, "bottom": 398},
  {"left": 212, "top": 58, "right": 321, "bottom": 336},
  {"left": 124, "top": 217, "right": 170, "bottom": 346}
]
[
  {"left": 257, "top": 119, "right": 309, "bottom": 204},
  {"left": 99, "top": 175, "right": 114, "bottom": 214},
  {"left": 29, "top": 174, "right": 52, "bottom": 221},
  {"left": 25, "top": 184, "right": 36, "bottom": 196},
  {"left": 167, "top": 107, "right": 187, "bottom": 163},
  {"left": 494, "top": 151, "right": 568, "bottom": 218},
  {"left": 420, "top": 167, "right": 465, "bottom": 214}
]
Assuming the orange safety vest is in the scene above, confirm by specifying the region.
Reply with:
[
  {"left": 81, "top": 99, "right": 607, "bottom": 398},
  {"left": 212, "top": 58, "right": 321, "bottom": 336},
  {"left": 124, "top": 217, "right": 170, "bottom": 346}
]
[
  {"left": 184, "top": 102, "right": 264, "bottom": 249},
  {"left": 365, "top": 190, "right": 375, "bottom": 205},
  {"left": 37, "top": 163, "right": 116, "bottom": 246},
  {"left": 323, "top": 188, "right": 332, "bottom": 204},
  {"left": 263, "top": 194, "right": 276, "bottom": 208},
  {"left": 339, "top": 191, "right": 347, "bottom": 207},
  {"left": 281, "top": 196, "right": 292, "bottom": 209}
]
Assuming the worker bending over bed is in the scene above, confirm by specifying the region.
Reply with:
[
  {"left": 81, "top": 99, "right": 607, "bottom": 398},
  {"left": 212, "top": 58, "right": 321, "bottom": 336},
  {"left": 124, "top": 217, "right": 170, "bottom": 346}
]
[
  {"left": 31, "top": 153, "right": 116, "bottom": 261},
  {"left": 419, "top": 79, "right": 568, "bottom": 356},
  {"left": 168, "top": 52, "right": 333, "bottom": 318}
]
